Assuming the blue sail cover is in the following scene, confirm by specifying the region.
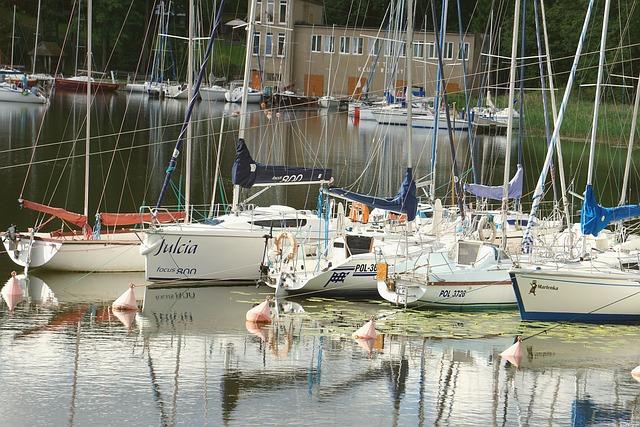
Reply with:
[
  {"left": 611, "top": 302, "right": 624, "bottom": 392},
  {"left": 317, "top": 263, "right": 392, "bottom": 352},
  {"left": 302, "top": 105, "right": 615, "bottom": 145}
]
[
  {"left": 231, "top": 139, "right": 332, "bottom": 188},
  {"left": 581, "top": 184, "right": 640, "bottom": 236},
  {"left": 464, "top": 164, "right": 523, "bottom": 200},
  {"left": 328, "top": 168, "right": 418, "bottom": 221}
]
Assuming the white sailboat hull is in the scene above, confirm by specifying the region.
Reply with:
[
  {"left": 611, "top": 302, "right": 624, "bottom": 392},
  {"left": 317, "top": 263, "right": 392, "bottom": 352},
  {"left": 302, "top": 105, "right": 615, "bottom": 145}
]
[
  {"left": 225, "top": 88, "right": 262, "bottom": 103},
  {"left": 373, "top": 110, "right": 469, "bottom": 130},
  {"left": 0, "top": 83, "right": 47, "bottom": 104},
  {"left": 511, "top": 269, "right": 640, "bottom": 323},
  {"left": 143, "top": 226, "right": 268, "bottom": 282},
  {"left": 200, "top": 86, "right": 227, "bottom": 101},
  {"left": 2, "top": 232, "right": 143, "bottom": 272}
]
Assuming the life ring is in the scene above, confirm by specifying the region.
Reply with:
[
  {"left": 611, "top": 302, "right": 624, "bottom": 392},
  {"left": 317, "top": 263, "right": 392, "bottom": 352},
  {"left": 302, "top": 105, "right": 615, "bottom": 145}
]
[
  {"left": 477, "top": 217, "right": 497, "bottom": 243},
  {"left": 274, "top": 232, "right": 297, "bottom": 262},
  {"left": 349, "top": 202, "right": 370, "bottom": 224}
]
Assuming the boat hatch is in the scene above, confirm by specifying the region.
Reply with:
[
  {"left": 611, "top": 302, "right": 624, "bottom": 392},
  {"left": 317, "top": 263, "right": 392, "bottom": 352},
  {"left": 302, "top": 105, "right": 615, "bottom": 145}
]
[{"left": 346, "top": 235, "right": 373, "bottom": 256}]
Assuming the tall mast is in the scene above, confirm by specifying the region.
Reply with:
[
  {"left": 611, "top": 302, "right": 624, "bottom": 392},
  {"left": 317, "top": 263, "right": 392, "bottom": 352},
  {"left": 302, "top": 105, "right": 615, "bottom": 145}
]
[
  {"left": 429, "top": 0, "right": 449, "bottom": 200},
  {"left": 406, "top": 0, "right": 413, "bottom": 170},
  {"left": 586, "top": 0, "right": 611, "bottom": 186},
  {"left": 75, "top": 0, "right": 81, "bottom": 74},
  {"left": 84, "top": 0, "right": 92, "bottom": 219},
  {"left": 500, "top": 0, "right": 520, "bottom": 250},
  {"left": 231, "top": 0, "right": 257, "bottom": 212},
  {"left": 11, "top": 5, "right": 16, "bottom": 69},
  {"left": 184, "top": 0, "right": 194, "bottom": 222},
  {"left": 32, "top": 0, "right": 42, "bottom": 74},
  {"left": 620, "top": 73, "right": 640, "bottom": 206}
]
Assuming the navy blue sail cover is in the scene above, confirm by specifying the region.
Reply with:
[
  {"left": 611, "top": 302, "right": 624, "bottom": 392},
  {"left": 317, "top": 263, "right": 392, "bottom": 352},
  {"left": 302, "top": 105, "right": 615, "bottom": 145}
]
[
  {"left": 231, "top": 139, "right": 332, "bottom": 188},
  {"left": 464, "top": 164, "right": 523, "bottom": 200},
  {"left": 581, "top": 184, "right": 640, "bottom": 236},
  {"left": 328, "top": 168, "right": 418, "bottom": 221}
]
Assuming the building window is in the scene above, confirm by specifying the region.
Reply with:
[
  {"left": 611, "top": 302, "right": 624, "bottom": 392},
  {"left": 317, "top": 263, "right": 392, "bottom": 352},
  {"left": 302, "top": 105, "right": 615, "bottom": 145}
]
[
  {"left": 265, "top": 32, "right": 273, "bottom": 56},
  {"left": 278, "top": 0, "right": 287, "bottom": 24},
  {"left": 413, "top": 42, "right": 424, "bottom": 59},
  {"left": 266, "top": 0, "right": 274, "bottom": 24},
  {"left": 351, "top": 37, "right": 363, "bottom": 55},
  {"left": 324, "top": 35, "right": 334, "bottom": 53},
  {"left": 340, "top": 36, "right": 350, "bottom": 54},
  {"left": 277, "top": 33, "right": 285, "bottom": 57},
  {"left": 369, "top": 38, "right": 380, "bottom": 56},
  {"left": 443, "top": 42, "right": 454, "bottom": 59},
  {"left": 458, "top": 42, "right": 469, "bottom": 60},
  {"left": 399, "top": 41, "right": 406, "bottom": 57},
  {"left": 427, "top": 42, "right": 436, "bottom": 59},
  {"left": 311, "top": 34, "right": 322, "bottom": 53},
  {"left": 256, "top": 0, "right": 262, "bottom": 23},
  {"left": 252, "top": 32, "right": 260, "bottom": 56}
]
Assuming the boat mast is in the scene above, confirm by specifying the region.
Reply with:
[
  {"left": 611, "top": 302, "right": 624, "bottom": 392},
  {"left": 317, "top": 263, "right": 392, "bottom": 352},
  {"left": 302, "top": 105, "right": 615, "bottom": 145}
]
[
  {"left": 85, "top": 0, "right": 92, "bottom": 219},
  {"left": 586, "top": 0, "right": 611, "bottom": 187},
  {"left": 327, "top": 24, "right": 335, "bottom": 98},
  {"left": 500, "top": 0, "right": 520, "bottom": 250},
  {"left": 429, "top": 0, "right": 448, "bottom": 200},
  {"left": 11, "top": 5, "right": 16, "bottom": 69},
  {"left": 231, "top": 0, "right": 257, "bottom": 212},
  {"left": 521, "top": 0, "right": 596, "bottom": 253},
  {"left": 620, "top": 72, "right": 640, "bottom": 206},
  {"left": 185, "top": 0, "right": 194, "bottom": 223},
  {"left": 75, "top": 0, "right": 82, "bottom": 75},
  {"left": 539, "top": 0, "right": 571, "bottom": 229},
  {"left": 32, "top": 0, "right": 41, "bottom": 74},
  {"left": 406, "top": 0, "right": 413, "bottom": 171}
]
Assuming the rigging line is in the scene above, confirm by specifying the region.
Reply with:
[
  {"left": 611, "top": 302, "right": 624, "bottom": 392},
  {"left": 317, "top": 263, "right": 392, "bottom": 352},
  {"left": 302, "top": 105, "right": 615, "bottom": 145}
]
[{"left": 19, "top": 0, "right": 78, "bottom": 199}]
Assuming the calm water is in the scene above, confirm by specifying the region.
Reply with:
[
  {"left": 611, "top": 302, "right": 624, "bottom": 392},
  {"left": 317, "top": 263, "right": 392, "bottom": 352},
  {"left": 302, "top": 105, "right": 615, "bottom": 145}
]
[{"left": 1, "top": 93, "right": 640, "bottom": 425}]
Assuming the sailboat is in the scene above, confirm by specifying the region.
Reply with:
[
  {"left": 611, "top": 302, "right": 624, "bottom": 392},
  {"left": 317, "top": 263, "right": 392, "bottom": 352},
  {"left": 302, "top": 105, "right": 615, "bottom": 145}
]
[
  {"left": 141, "top": 0, "right": 337, "bottom": 283},
  {"left": 376, "top": 0, "right": 525, "bottom": 309},
  {"left": 1, "top": 0, "right": 181, "bottom": 273},
  {"left": 0, "top": 5, "right": 48, "bottom": 105},
  {"left": 511, "top": 0, "right": 640, "bottom": 323}
]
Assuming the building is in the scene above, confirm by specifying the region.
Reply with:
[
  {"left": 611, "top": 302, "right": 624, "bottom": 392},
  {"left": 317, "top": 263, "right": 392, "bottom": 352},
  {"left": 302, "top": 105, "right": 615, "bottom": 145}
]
[{"left": 249, "top": 0, "right": 482, "bottom": 99}]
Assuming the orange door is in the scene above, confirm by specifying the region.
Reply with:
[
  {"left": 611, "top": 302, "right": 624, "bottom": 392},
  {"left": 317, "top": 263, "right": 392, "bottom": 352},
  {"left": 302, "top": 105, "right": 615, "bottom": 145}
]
[
  {"left": 304, "top": 74, "right": 324, "bottom": 96},
  {"left": 251, "top": 70, "right": 261, "bottom": 90}
]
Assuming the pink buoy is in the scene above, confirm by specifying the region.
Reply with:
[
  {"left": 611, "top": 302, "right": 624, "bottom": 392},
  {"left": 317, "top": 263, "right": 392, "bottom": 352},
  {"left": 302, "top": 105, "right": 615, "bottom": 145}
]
[
  {"left": 500, "top": 336, "right": 524, "bottom": 367},
  {"left": 245, "top": 321, "right": 268, "bottom": 341},
  {"left": 113, "top": 309, "right": 137, "bottom": 329},
  {"left": 246, "top": 296, "right": 272, "bottom": 323},
  {"left": 353, "top": 316, "right": 377, "bottom": 340},
  {"left": 112, "top": 284, "right": 138, "bottom": 311},
  {"left": 2, "top": 271, "right": 24, "bottom": 311},
  {"left": 631, "top": 366, "right": 640, "bottom": 382}
]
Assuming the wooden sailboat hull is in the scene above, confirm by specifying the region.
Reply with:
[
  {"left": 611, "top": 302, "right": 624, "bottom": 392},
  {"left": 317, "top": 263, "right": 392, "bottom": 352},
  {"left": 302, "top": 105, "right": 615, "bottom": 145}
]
[
  {"left": 54, "top": 77, "right": 119, "bottom": 92},
  {"left": 511, "top": 269, "right": 640, "bottom": 323}
]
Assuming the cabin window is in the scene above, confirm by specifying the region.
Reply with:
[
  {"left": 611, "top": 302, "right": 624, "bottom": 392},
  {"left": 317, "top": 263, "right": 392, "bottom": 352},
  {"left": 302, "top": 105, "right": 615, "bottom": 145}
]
[
  {"left": 277, "top": 33, "right": 285, "bottom": 57},
  {"left": 333, "top": 242, "right": 345, "bottom": 248},
  {"left": 345, "top": 235, "right": 373, "bottom": 256},
  {"left": 413, "top": 42, "right": 424, "bottom": 59},
  {"left": 352, "top": 37, "right": 363, "bottom": 55},
  {"left": 443, "top": 42, "right": 454, "bottom": 59},
  {"left": 252, "top": 32, "right": 260, "bottom": 56},
  {"left": 256, "top": 0, "right": 262, "bottom": 23},
  {"left": 369, "top": 38, "right": 380, "bottom": 56},
  {"left": 278, "top": 0, "right": 287, "bottom": 24},
  {"left": 252, "top": 219, "right": 308, "bottom": 228},
  {"left": 458, "top": 42, "right": 469, "bottom": 60},
  {"left": 265, "top": 32, "right": 273, "bottom": 56},
  {"left": 311, "top": 35, "right": 322, "bottom": 53},
  {"left": 340, "top": 36, "right": 350, "bottom": 54},
  {"left": 324, "top": 35, "right": 335, "bottom": 53},
  {"left": 266, "top": 0, "right": 275, "bottom": 23}
]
